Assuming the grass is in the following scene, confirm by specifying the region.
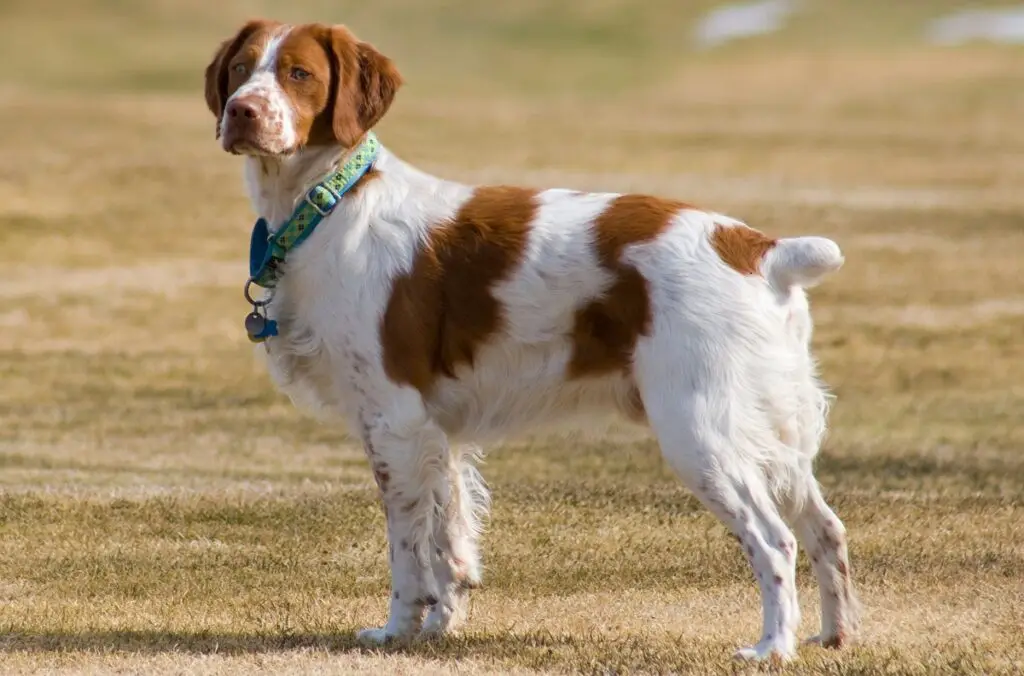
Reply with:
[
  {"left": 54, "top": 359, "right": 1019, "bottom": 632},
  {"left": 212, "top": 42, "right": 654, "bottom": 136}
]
[{"left": 2, "top": 0, "right": 1023, "bottom": 673}]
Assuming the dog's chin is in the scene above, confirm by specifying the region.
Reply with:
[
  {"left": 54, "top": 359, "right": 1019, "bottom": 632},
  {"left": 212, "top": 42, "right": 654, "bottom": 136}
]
[
  {"left": 223, "top": 136, "right": 293, "bottom": 158},
  {"left": 228, "top": 142, "right": 275, "bottom": 157}
]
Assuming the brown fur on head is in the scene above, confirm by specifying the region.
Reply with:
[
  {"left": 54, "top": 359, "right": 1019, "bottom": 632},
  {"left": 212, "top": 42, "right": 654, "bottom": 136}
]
[
  {"left": 203, "top": 20, "right": 403, "bottom": 151},
  {"left": 307, "top": 24, "right": 404, "bottom": 147}
]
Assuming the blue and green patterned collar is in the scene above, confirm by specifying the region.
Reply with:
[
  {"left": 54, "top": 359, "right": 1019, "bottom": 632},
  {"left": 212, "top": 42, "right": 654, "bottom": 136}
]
[
  {"left": 248, "top": 132, "right": 379, "bottom": 289},
  {"left": 243, "top": 132, "right": 379, "bottom": 342}
]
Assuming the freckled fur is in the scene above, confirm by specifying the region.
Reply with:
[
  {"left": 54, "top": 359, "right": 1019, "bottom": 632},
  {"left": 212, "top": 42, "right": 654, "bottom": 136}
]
[{"left": 205, "top": 18, "right": 854, "bottom": 661}]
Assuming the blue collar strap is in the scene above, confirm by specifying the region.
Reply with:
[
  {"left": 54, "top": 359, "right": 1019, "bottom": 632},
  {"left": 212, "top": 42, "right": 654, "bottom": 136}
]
[
  {"left": 248, "top": 132, "right": 379, "bottom": 290},
  {"left": 243, "top": 133, "right": 379, "bottom": 342}
]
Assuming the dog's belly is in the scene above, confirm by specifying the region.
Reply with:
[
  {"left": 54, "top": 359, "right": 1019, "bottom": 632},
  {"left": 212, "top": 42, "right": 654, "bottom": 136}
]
[{"left": 424, "top": 338, "right": 643, "bottom": 441}]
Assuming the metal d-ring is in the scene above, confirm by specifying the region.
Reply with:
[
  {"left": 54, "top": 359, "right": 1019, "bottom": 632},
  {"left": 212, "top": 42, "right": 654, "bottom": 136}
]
[{"left": 243, "top": 278, "right": 270, "bottom": 308}]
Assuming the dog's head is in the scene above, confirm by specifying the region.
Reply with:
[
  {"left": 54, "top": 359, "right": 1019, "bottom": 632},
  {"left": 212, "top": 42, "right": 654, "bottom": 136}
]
[{"left": 203, "top": 20, "right": 402, "bottom": 156}]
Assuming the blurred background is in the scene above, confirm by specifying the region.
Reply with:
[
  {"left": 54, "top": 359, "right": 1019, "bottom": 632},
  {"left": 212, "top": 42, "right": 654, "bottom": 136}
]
[{"left": 1, "top": 1, "right": 1022, "bottom": 674}]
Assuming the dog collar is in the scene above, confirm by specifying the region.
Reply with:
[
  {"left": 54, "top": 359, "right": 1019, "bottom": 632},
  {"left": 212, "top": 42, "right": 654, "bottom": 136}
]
[{"left": 243, "top": 132, "right": 380, "bottom": 342}]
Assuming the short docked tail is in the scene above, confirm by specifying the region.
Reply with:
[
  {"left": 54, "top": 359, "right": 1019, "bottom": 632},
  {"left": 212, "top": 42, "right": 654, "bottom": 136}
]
[{"left": 762, "top": 236, "right": 844, "bottom": 291}]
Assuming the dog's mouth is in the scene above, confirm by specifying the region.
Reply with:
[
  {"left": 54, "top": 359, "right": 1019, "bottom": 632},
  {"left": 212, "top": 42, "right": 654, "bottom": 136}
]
[
  {"left": 227, "top": 140, "right": 269, "bottom": 156},
  {"left": 220, "top": 124, "right": 292, "bottom": 157},
  {"left": 224, "top": 137, "right": 295, "bottom": 158}
]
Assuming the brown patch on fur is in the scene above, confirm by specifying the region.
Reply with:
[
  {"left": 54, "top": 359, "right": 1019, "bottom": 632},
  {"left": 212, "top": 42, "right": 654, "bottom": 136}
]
[
  {"left": 381, "top": 186, "right": 537, "bottom": 395},
  {"left": 710, "top": 223, "right": 776, "bottom": 276},
  {"left": 567, "top": 195, "right": 691, "bottom": 378}
]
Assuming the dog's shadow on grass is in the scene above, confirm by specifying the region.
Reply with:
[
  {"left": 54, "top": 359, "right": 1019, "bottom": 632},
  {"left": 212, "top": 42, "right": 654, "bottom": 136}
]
[
  {"left": 0, "top": 628, "right": 584, "bottom": 658},
  {"left": 0, "top": 629, "right": 754, "bottom": 672}
]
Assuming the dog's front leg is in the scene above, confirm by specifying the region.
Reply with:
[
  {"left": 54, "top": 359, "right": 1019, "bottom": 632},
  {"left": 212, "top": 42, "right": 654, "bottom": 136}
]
[
  {"left": 357, "top": 408, "right": 449, "bottom": 645},
  {"left": 421, "top": 444, "right": 489, "bottom": 637}
]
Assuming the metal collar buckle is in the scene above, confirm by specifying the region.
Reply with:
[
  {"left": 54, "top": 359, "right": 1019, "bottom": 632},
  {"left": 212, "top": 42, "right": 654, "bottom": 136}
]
[{"left": 303, "top": 189, "right": 332, "bottom": 218}]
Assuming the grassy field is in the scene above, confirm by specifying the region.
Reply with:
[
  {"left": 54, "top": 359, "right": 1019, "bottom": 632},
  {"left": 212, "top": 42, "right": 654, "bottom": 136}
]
[{"left": 2, "top": 1, "right": 1023, "bottom": 673}]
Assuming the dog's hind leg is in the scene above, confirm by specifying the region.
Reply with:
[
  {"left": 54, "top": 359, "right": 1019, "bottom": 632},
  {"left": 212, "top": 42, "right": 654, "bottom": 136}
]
[
  {"left": 636, "top": 347, "right": 801, "bottom": 660},
  {"left": 789, "top": 478, "right": 860, "bottom": 648},
  {"left": 773, "top": 340, "right": 859, "bottom": 649},
  {"left": 649, "top": 409, "right": 801, "bottom": 658}
]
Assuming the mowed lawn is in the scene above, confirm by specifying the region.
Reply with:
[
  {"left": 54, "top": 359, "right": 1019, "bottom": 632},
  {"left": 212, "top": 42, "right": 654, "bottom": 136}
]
[{"left": 2, "top": 1, "right": 1023, "bottom": 674}]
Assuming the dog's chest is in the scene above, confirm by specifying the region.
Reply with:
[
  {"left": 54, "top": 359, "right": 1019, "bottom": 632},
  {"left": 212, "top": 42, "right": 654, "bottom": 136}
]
[{"left": 259, "top": 247, "right": 390, "bottom": 419}]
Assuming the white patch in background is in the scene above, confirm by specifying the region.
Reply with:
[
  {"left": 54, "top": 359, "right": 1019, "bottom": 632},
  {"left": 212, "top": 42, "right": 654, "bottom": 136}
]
[
  {"left": 694, "top": 0, "right": 799, "bottom": 49},
  {"left": 926, "top": 6, "right": 1024, "bottom": 45}
]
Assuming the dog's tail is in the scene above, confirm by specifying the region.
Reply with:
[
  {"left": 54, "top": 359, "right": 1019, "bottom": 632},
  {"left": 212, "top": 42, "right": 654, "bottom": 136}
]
[
  {"left": 710, "top": 221, "right": 844, "bottom": 292},
  {"left": 762, "top": 236, "right": 844, "bottom": 292}
]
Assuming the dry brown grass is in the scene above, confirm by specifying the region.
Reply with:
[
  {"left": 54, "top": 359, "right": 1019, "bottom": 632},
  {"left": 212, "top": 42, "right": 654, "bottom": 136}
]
[{"left": 2, "top": 1, "right": 1023, "bottom": 674}]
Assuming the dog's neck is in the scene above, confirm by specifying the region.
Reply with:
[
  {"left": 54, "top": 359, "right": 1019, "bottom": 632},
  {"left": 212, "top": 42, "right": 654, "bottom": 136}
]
[{"left": 242, "top": 144, "right": 352, "bottom": 231}]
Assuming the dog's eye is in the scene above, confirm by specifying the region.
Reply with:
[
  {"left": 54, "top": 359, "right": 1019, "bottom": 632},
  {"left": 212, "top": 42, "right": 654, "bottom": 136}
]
[
  {"left": 232, "top": 63, "right": 248, "bottom": 75},
  {"left": 290, "top": 67, "right": 311, "bottom": 81}
]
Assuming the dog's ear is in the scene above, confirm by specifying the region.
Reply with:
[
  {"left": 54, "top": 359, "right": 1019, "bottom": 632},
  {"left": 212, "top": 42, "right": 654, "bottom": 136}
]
[
  {"left": 353, "top": 40, "right": 403, "bottom": 134},
  {"left": 318, "top": 25, "right": 403, "bottom": 147},
  {"left": 204, "top": 19, "right": 279, "bottom": 132}
]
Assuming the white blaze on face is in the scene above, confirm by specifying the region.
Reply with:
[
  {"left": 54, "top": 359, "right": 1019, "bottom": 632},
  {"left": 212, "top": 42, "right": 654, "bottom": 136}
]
[{"left": 221, "top": 25, "right": 298, "bottom": 154}]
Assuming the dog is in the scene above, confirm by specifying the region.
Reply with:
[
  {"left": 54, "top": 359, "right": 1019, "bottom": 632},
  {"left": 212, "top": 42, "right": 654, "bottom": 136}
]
[{"left": 203, "top": 19, "right": 859, "bottom": 661}]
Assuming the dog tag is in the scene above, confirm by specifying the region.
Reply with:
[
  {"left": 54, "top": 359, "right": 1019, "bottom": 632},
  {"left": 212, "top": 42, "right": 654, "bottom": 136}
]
[{"left": 245, "top": 311, "right": 267, "bottom": 342}]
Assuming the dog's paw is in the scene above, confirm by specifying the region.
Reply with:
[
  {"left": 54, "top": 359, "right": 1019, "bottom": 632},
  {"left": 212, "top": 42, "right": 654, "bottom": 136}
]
[
  {"left": 419, "top": 589, "right": 470, "bottom": 639},
  {"left": 356, "top": 627, "right": 396, "bottom": 646},
  {"left": 418, "top": 620, "right": 456, "bottom": 640},
  {"left": 733, "top": 637, "right": 796, "bottom": 662},
  {"left": 804, "top": 632, "right": 850, "bottom": 649}
]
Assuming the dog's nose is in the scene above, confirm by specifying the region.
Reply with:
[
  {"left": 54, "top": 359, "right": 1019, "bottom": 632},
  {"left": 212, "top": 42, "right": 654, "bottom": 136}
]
[{"left": 226, "top": 98, "right": 260, "bottom": 122}]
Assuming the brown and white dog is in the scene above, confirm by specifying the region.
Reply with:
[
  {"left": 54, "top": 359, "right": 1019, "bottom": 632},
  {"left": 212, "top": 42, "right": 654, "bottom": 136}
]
[{"left": 204, "top": 19, "right": 859, "bottom": 661}]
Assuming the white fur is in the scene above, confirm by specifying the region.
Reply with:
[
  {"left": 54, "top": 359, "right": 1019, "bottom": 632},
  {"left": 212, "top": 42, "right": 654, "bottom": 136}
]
[
  {"left": 764, "top": 236, "right": 845, "bottom": 291},
  {"left": 227, "top": 105, "right": 857, "bottom": 660}
]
